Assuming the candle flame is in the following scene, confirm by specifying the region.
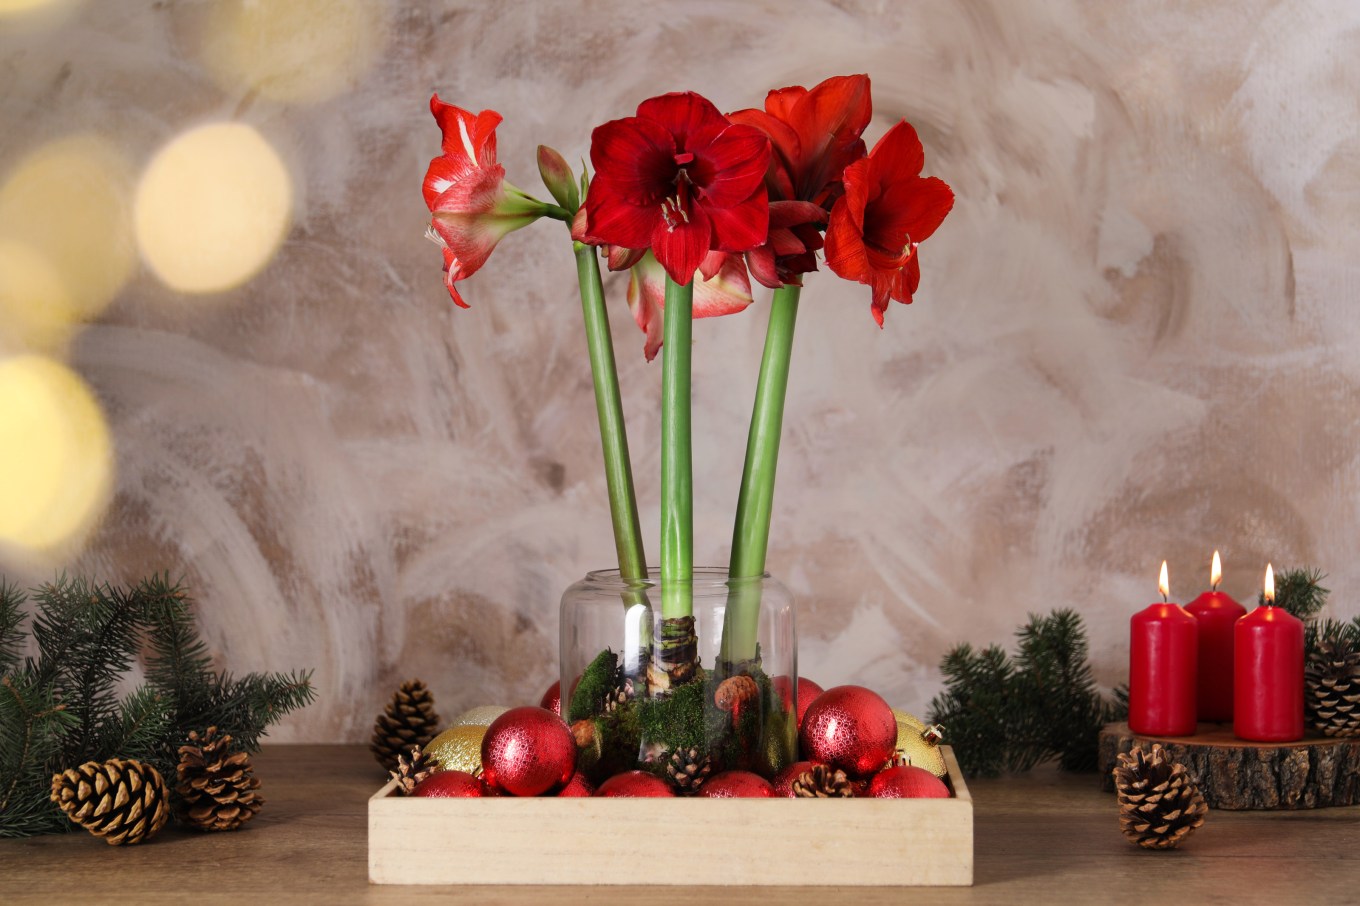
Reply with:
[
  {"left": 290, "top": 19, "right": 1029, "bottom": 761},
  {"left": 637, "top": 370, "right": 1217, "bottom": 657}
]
[
  {"left": 1264, "top": 563, "right": 1275, "bottom": 603},
  {"left": 1159, "top": 561, "right": 1169, "bottom": 600},
  {"left": 1211, "top": 550, "right": 1222, "bottom": 589}
]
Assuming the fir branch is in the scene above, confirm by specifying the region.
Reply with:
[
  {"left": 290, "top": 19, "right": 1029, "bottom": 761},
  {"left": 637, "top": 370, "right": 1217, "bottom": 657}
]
[
  {"left": 0, "top": 580, "right": 26, "bottom": 677},
  {"left": 0, "top": 673, "right": 75, "bottom": 838},
  {"left": 1264, "top": 567, "right": 1328, "bottom": 622}
]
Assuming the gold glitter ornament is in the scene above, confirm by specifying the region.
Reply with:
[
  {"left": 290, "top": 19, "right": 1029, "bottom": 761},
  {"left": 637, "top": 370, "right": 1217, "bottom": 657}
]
[
  {"left": 893, "top": 709, "right": 947, "bottom": 778},
  {"left": 452, "top": 705, "right": 511, "bottom": 727},
  {"left": 425, "top": 725, "right": 487, "bottom": 774}
]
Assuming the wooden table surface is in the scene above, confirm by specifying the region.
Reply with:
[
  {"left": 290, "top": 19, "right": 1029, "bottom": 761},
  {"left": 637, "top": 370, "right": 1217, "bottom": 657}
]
[{"left": 3, "top": 744, "right": 1357, "bottom": 904}]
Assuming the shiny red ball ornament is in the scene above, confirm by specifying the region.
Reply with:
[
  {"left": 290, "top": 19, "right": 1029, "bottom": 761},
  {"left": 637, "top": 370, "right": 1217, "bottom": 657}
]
[
  {"left": 772, "top": 760, "right": 816, "bottom": 798},
  {"left": 540, "top": 680, "right": 562, "bottom": 716},
  {"left": 868, "top": 765, "right": 950, "bottom": 799},
  {"left": 556, "top": 771, "right": 595, "bottom": 797},
  {"left": 699, "top": 770, "right": 775, "bottom": 798},
  {"left": 594, "top": 771, "right": 675, "bottom": 798},
  {"left": 481, "top": 706, "right": 576, "bottom": 796},
  {"left": 410, "top": 770, "right": 488, "bottom": 798},
  {"left": 799, "top": 685, "right": 897, "bottom": 777}
]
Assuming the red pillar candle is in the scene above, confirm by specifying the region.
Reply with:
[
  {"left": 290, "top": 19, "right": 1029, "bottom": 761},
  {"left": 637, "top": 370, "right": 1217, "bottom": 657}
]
[
  {"left": 1184, "top": 550, "right": 1247, "bottom": 722},
  {"left": 1234, "top": 564, "right": 1304, "bottom": 742},
  {"left": 1129, "top": 561, "right": 1198, "bottom": 736}
]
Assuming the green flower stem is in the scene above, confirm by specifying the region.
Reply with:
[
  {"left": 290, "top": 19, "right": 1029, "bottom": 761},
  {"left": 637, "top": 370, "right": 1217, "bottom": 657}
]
[
  {"left": 573, "top": 242, "right": 647, "bottom": 582},
  {"left": 722, "top": 284, "right": 802, "bottom": 664},
  {"left": 661, "top": 275, "right": 695, "bottom": 620}
]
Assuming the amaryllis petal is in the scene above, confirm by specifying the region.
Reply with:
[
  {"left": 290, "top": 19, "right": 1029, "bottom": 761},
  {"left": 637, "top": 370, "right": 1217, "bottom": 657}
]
[
  {"left": 744, "top": 245, "right": 782, "bottom": 289},
  {"left": 627, "top": 252, "right": 753, "bottom": 360},
  {"left": 589, "top": 117, "right": 676, "bottom": 205},
  {"left": 430, "top": 95, "right": 501, "bottom": 168},
  {"left": 705, "top": 188, "right": 770, "bottom": 252},
  {"left": 584, "top": 178, "right": 658, "bottom": 249},
  {"left": 693, "top": 253, "right": 753, "bottom": 319},
  {"left": 693, "top": 125, "right": 773, "bottom": 207},
  {"left": 883, "top": 175, "right": 955, "bottom": 244},
  {"left": 768, "top": 200, "right": 828, "bottom": 229},
  {"left": 867, "top": 118, "right": 925, "bottom": 178},
  {"left": 650, "top": 197, "right": 712, "bottom": 284},
  {"left": 823, "top": 199, "right": 870, "bottom": 281},
  {"left": 636, "top": 92, "right": 729, "bottom": 152}
]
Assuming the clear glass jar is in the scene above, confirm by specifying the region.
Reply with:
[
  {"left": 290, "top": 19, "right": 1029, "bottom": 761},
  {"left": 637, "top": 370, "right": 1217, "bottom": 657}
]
[{"left": 559, "top": 568, "right": 797, "bottom": 787}]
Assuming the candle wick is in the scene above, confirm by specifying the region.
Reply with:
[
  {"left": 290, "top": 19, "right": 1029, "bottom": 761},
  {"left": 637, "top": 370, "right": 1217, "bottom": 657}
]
[{"left": 1211, "top": 581, "right": 1219, "bottom": 592}]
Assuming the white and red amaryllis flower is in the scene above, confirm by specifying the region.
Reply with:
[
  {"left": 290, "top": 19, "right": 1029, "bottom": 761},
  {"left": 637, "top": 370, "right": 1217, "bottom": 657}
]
[
  {"left": 423, "top": 94, "right": 549, "bottom": 308},
  {"left": 627, "top": 251, "right": 754, "bottom": 361},
  {"left": 582, "top": 92, "right": 771, "bottom": 286},
  {"left": 823, "top": 119, "right": 954, "bottom": 327},
  {"left": 728, "top": 74, "right": 873, "bottom": 288}
]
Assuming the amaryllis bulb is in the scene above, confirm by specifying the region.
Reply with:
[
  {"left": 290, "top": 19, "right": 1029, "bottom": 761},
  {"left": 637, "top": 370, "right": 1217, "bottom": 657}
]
[
  {"left": 1211, "top": 550, "right": 1222, "bottom": 590},
  {"left": 1265, "top": 563, "right": 1275, "bottom": 603}
]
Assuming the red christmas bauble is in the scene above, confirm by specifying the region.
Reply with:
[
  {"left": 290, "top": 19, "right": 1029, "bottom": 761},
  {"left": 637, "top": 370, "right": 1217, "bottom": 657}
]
[
  {"left": 410, "top": 770, "right": 488, "bottom": 798},
  {"left": 772, "top": 677, "right": 825, "bottom": 730},
  {"left": 867, "top": 765, "right": 950, "bottom": 799},
  {"left": 772, "top": 760, "right": 816, "bottom": 798},
  {"left": 556, "top": 771, "right": 595, "bottom": 797},
  {"left": 699, "top": 770, "right": 775, "bottom": 798},
  {"left": 798, "top": 685, "right": 897, "bottom": 777},
  {"left": 481, "top": 706, "right": 576, "bottom": 796},
  {"left": 594, "top": 771, "right": 675, "bottom": 798},
  {"left": 540, "top": 680, "right": 562, "bottom": 716}
]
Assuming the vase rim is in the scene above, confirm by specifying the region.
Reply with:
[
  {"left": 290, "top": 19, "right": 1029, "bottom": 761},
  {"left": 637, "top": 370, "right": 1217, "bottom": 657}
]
[{"left": 582, "top": 566, "right": 771, "bottom": 591}]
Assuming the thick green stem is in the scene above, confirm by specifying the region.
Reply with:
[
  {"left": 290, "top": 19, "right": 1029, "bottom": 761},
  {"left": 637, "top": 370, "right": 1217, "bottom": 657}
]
[
  {"left": 573, "top": 243, "right": 647, "bottom": 581},
  {"left": 660, "top": 275, "right": 694, "bottom": 620},
  {"left": 722, "top": 284, "right": 801, "bottom": 664}
]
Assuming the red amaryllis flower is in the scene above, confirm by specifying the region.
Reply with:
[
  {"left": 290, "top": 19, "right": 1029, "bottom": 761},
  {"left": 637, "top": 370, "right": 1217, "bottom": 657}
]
[
  {"left": 729, "top": 74, "right": 873, "bottom": 287},
  {"left": 583, "top": 92, "right": 771, "bottom": 286},
  {"left": 424, "top": 94, "right": 545, "bottom": 307},
  {"left": 627, "top": 251, "right": 754, "bottom": 361},
  {"left": 823, "top": 119, "right": 953, "bottom": 327}
]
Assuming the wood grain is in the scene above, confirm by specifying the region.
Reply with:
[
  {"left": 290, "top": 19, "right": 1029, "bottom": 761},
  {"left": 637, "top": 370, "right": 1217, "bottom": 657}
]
[
  {"left": 1098, "top": 722, "right": 1360, "bottom": 809},
  {"left": 2, "top": 745, "right": 1358, "bottom": 904}
]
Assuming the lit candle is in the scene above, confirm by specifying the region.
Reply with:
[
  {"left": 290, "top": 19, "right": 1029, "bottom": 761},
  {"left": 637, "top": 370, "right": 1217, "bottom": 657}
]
[
  {"left": 1234, "top": 564, "right": 1304, "bottom": 742},
  {"left": 1184, "top": 550, "right": 1247, "bottom": 722},
  {"left": 1129, "top": 562, "right": 1198, "bottom": 736}
]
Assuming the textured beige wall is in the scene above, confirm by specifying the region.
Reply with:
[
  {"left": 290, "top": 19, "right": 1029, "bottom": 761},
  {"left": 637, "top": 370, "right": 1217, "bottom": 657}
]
[{"left": 1, "top": 0, "right": 1358, "bottom": 742}]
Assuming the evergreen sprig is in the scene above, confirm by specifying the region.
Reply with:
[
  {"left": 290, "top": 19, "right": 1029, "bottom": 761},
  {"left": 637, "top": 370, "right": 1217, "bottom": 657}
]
[
  {"left": 0, "top": 574, "right": 315, "bottom": 838},
  {"left": 1264, "top": 567, "right": 1328, "bottom": 623},
  {"left": 929, "top": 609, "right": 1125, "bottom": 777}
]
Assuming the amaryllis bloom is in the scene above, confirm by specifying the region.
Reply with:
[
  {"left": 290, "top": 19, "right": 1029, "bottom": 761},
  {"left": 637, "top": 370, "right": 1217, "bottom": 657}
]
[
  {"left": 583, "top": 92, "right": 771, "bottom": 286},
  {"left": 823, "top": 119, "right": 953, "bottom": 327},
  {"left": 424, "top": 94, "right": 546, "bottom": 307},
  {"left": 729, "top": 74, "right": 873, "bottom": 287},
  {"left": 627, "top": 251, "right": 753, "bottom": 361}
]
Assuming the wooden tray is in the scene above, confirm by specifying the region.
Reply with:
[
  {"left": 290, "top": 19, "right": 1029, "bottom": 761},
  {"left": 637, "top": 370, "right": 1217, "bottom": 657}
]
[{"left": 369, "top": 746, "right": 972, "bottom": 886}]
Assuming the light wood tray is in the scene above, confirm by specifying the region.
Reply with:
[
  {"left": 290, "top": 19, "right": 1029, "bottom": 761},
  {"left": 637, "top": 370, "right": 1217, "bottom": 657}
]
[{"left": 368, "top": 745, "right": 972, "bottom": 886}]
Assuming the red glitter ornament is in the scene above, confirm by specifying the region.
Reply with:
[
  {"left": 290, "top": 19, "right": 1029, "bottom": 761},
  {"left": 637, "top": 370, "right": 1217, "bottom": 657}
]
[
  {"left": 481, "top": 706, "right": 576, "bottom": 796},
  {"left": 867, "top": 765, "right": 950, "bottom": 799},
  {"left": 540, "top": 680, "right": 562, "bottom": 716},
  {"left": 799, "top": 685, "right": 897, "bottom": 777},
  {"left": 772, "top": 760, "right": 816, "bottom": 797},
  {"left": 410, "top": 770, "right": 488, "bottom": 798},
  {"left": 556, "top": 771, "right": 595, "bottom": 797},
  {"left": 699, "top": 771, "right": 775, "bottom": 798},
  {"left": 594, "top": 771, "right": 675, "bottom": 797}
]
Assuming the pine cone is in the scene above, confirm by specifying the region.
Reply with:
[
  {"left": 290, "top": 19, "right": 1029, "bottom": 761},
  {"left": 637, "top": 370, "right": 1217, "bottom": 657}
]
[
  {"left": 1113, "top": 744, "right": 1207, "bottom": 849},
  {"left": 602, "top": 679, "right": 636, "bottom": 714},
  {"left": 175, "top": 727, "right": 264, "bottom": 832},
  {"left": 389, "top": 745, "right": 440, "bottom": 796},
  {"left": 1305, "top": 636, "right": 1360, "bottom": 738},
  {"left": 714, "top": 675, "right": 759, "bottom": 713},
  {"left": 51, "top": 758, "right": 171, "bottom": 846},
  {"left": 791, "top": 764, "right": 855, "bottom": 798},
  {"left": 665, "top": 747, "right": 714, "bottom": 793},
  {"left": 370, "top": 679, "right": 441, "bottom": 771}
]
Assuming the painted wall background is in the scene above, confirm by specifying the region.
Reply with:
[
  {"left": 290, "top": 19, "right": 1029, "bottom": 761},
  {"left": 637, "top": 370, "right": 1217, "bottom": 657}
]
[{"left": 1, "top": 0, "right": 1358, "bottom": 743}]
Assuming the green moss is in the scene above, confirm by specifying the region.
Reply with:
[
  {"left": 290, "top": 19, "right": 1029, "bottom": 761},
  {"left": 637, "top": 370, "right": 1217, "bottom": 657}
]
[
  {"left": 567, "top": 648, "right": 619, "bottom": 722},
  {"left": 638, "top": 670, "right": 710, "bottom": 753}
]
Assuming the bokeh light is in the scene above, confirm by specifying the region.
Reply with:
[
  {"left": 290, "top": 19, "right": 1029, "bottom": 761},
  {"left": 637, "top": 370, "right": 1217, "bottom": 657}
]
[
  {"left": 0, "top": 134, "right": 135, "bottom": 350},
  {"left": 0, "top": 355, "right": 113, "bottom": 553},
  {"left": 0, "top": 0, "right": 76, "bottom": 19},
  {"left": 134, "top": 122, "right": 292, "bottom": 294},
  {"left": 200, "top": 0, "right": 389, "bottom": 104}
]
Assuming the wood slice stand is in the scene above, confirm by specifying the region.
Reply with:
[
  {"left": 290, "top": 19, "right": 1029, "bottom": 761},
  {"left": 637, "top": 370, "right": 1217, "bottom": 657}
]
[{"left": 1098, "top": 722, "right": 1360, "bottom": 810}]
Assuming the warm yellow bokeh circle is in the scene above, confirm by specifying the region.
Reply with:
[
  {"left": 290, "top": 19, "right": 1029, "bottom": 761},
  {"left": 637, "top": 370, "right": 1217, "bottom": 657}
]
[
  {"left": 0, "top": 355, "right": 113, "bottom": 552},
  {"left": 134, "top": 122, "right": 292, "bottom": 294}
]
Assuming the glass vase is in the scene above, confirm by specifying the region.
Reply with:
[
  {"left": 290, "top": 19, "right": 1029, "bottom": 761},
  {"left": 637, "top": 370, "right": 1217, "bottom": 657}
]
[{"left": 559, "top": 567, "right": 797, "bottom": 787}]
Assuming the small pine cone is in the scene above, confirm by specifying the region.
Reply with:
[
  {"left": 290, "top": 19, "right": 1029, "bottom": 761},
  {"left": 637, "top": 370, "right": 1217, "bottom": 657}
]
[
  {"left": 714, "top": 675, "right": 759, "bottom": 713},
  {"left": 1113, "top": 744, "right": 1207, "bottom": 850},
  {"left": 370, "top": 679, "right": 441, "bottom": 771},
  {"left": 1305, "top": 636, "right": 1360, "bottom": 738},
  {"left": 792, "top": 764, "right": 856, "bottom": 798},
  {"left": 665, "top": 747, "right": 715, "bottom": 793},
  {"left": 602, "top": 679, "right": 636, "bottom": 714},
  {"left": 51, "top": 758, "right": 171, "bottom": 845},
  {"left": 389, "top": 745, "right": 440, "bottom": 796},
  {"left": 175, "top": 727, "right": 264, "bottom": 832}
]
